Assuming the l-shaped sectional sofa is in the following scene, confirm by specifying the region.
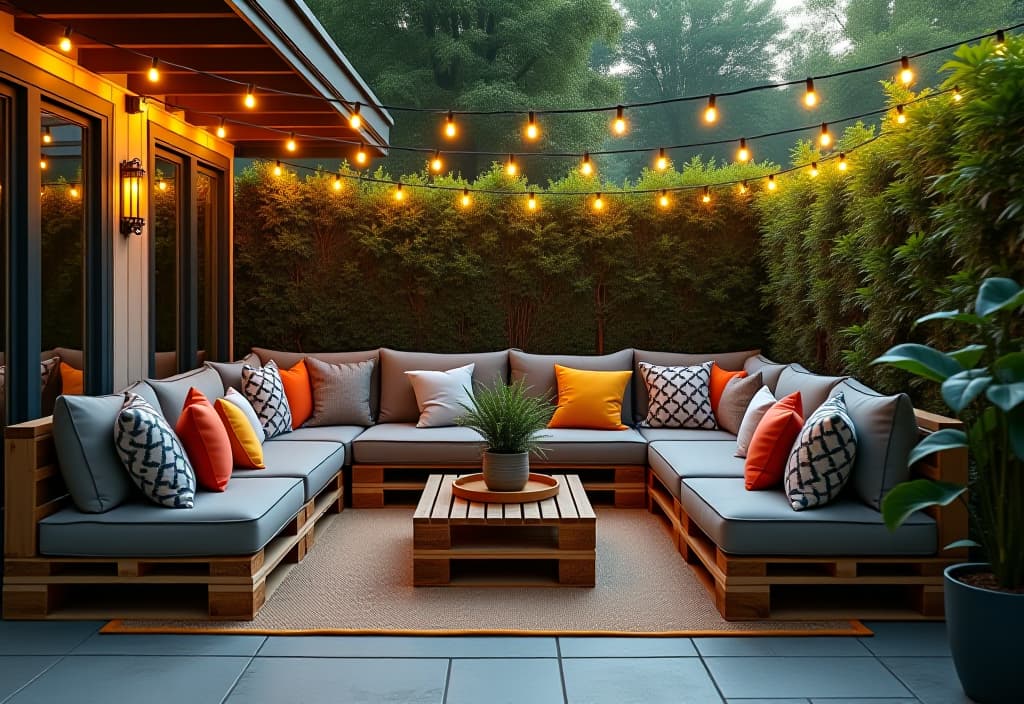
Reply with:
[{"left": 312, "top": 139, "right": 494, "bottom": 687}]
[{"left": 2, "top": 347, "right": 967, "bottom": 621}]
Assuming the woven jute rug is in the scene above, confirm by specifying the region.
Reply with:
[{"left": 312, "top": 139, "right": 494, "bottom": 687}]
[{"left": 104, "top": 508, "right": 868, "bottom": 636}]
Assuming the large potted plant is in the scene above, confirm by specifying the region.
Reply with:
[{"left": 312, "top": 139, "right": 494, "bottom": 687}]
[
  {"left": 874, "top": 277, "right": 1023, "bottom": 704},
  {"left": 457, "top": 379, "right": 554, "bottom": 491}
]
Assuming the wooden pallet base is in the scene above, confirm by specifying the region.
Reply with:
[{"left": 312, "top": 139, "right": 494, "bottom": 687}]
[
  {"left": 647, "top": 470, "right": 954, "bottom": 621},
  {"left": 2, "top": 472, "right": 344, "bottom": 621},
  {"left": 352, "top": 463, "right": 644, "bottom": 509}
]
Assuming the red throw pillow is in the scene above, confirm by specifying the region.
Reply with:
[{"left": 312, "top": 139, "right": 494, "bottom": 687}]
[
  {"left": 176, "top": 387, "right": 233, "bottom": 492},
  {"left": 709, "top": 363, "right": 746, "bottom": 416},
  {"left": 744, "top": 391, "right": 803, "bottom": 491},
  {"left": 278, "top": 359, "right": 313, "bottom": 428}
]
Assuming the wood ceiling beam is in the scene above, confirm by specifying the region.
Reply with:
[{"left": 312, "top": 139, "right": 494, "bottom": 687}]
[
  {"left": 13, "top": 17, "right": 263, "bottom": 47},
  {"left": 166, "top": 94, "right": 344, "bottom": 114},
  {"left": 125, "top": 73, "right": 309, "bottom": 95},
  {"left": 185, "top": 111, "right": 351, "bottom": 128},
  {"left": 77, "top": 47, "right": 292, "bottom": 73},
  {"left": 8, "top": 0, "right": 234, "bottom": 16}
]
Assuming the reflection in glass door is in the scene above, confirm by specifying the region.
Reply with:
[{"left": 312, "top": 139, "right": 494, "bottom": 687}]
[
  {"left": 196, "top": 169, "right": 218, "bottom": 366},
  {"left": 1, "top": 93, "right": 8, "bottom": 428},
  {"left": 152, "top": 154, "right": 180, "bottom": 378}
]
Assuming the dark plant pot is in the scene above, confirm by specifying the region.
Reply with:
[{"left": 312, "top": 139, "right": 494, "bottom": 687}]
[
  {"left": 945, "top": 563, "right": 1024, "bottom": 703},
  {"left": 481, "top": 451, "right": 529, "bottom": 491}
]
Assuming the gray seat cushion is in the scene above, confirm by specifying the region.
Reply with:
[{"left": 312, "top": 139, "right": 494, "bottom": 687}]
[
  {"left": 146, "top": 366, "right": 225, "bottom": 424},
  {"left": 39, "top": 477, "right": 305, "bottom": 557},
  {"left": 536, "top": 428, "right": 648, "bottom": 465},
  {"left": 638, "top": 428, "right": 737, "bottom": 442},
  {"left": 775, "top": 364, "right": 847, "bottom": 418},
  {"left": 743, "top": 355, "right": 787, "bottom": 393},
  {"left": 648, "top": 441, "right": 745, "bottom": 499},
  {"left": 233, "top": 440, "right": 345, "bottom": 501},
  {"left": 253, "top": 348, "right": 381, "bottom": 419},
  {"left": 679, "top": 477, "right": 937, "bottom": 556},
  {"left": 632, "top": 349, "right": 758, "bottom": 421},
  {"left": 510, "top": 349, "right": 635, "bottom": 426},
  {"left": 269, "top": 425, "right": 365, "bottom": 462},
  {"left": 353, "top": 423, "right": 487, "bottom": 464}
]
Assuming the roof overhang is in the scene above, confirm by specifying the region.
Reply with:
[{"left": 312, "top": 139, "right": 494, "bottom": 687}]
[{"left": 5, "top": 0, "right": 392, "bottom": 158}]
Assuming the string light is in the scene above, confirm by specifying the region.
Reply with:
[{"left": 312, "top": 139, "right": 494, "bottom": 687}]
[
  {"left": 899, "top": 56, "right": 914, "bottom": 85},
  {"left": 394, "top": 182, "right": 405, "bottom": 202},
  {"left": 527, "top": 192, "right": 538, "bottom": 211},
  {"left": 42, "top": 126, "right": 52, "bottom": 144},
  {"left": 349, "top": 102, "right": 362, "bottom": 131},
  {"left": 580, "top": 152, "right": 594, "bottom": 176},
  {"left": 444, "top": 110, "right": 457, "bottom": 139},
  {"left": 69, "top": 185, "right": 79, "bottom": 199},
  {"left": 767, "top": 174, "right": 777, "bottom": 191},
  {"left": 895, "top": 104, "right": 907, "bottom": 124},
  {"left": 997, "top": 29, "right": 1007, "bottom": 45},
  {"left": 355, "top": 142, "right": 368, "bottom": 166},
  {"left": 701, "top": 186, "right": 711, "bottom": 204},
  {"left": 333, "top": 174, "right": 343, "bottom": 191},
  {"left": 592, "top": 192, "right": 605, "bottom": 211},
  {"left": 148, "top": 57, "right": 160, "bottom": 83},
  {"left": 156, "top": 178, "right": 167, "bottom": 191},
  {"left": 738, "top": 180, "right": 749, "bottom": 195},
  {"left": 837, "top": 153, "right": 848, "bottom": 171},
  {"left": 58, "top": 26, "right": 72, "bottom": 53},
  {"left": 952, "top": 85, "right": 963, "bottom": 102},
  {"left": 612, "top": 105, "right": 627, "bottom": 135},
  {"left": 704, "top": 94, "right": 718, "bottom": 123},
  {"left": 216, "top": 118, "right": 226, "bottom": 139},
  {"left": 244, "top": 84, "right": 256, "bottom": 109},
  {"left": 40, "top": 155, "right": 47, "bottom": 170},
  {"left": 819, "top": 123, "right": 832, "bottom": 147},
  {"left": 658, "top": 189, "right": 670, "bottom": 208},
  {"left": 804, "top": 78, "right": 818, "bottom": 107},
  {"left": 505, "top": 154, "right": 518, "bottom": 176},
  {"left": 655, "top": 147, "right": 668, "bottom": 171},
  {"left": 736, "top": 138, "right": 751, "bottom": 163},
  {"left": 273, "top": 160, "right": 282, "bottom": 177},
  {"left": 809, "top": 162, "right": 819, "bottom": 177},
  {"left": 460, "top": 188, "right": 472, "bottom": 208},
  {"left": 525, "top": 111, "right": 539, "bottom": 141},
  {"left": 430, "top": 150, "right": 444, "bottom": 173},
  {"left": 286, "top": 132, "right": 297, "bottom": 152}
]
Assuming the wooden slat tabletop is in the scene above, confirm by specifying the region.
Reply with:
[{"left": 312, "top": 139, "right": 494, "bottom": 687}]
[{"left": 416, "top": 474, "right": 595, "bottom": 525}]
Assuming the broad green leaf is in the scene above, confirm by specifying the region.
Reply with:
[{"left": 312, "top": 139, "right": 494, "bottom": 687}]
[
  {"left": 986, "top": 381, "right": 1024, "bottom": 412},
  {"left": 945, "top": 539, "right": 981, "bottom": 550},
  {"left": 915, "top": 310, "right": 984, "bottom": 326},
  {"left": 948, "top": 344, "right": 986, "bottom": 369},
  {"left": 975, "top": 277, "right": 1024, "bottom": 317},
  {"left": 908, "top": 428, "right": 968, "bottom": 466},
  {"left": 872, "top": 343, "right": 963, "bottom": 383},
  {"left": 881, "top": 480, "right": 967, "bottom": 532},
  {"left": 941, "top": 369, "right": 992, "bottom": 414},
  {"left": 994, "top": 352, "right": 1024, "bottom": 383}
]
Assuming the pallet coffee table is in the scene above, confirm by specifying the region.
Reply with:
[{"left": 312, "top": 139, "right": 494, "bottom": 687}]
[{"left": 413, "top": 473, "right": 596, "bottom": 587}]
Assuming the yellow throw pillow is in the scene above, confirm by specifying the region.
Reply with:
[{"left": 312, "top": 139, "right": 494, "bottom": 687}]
[
  {"left": 214, "top": 397, "right": 265, "bottom": 469},
  {"left": 548, "top": 365, "right": 632, "bottom": 430}
]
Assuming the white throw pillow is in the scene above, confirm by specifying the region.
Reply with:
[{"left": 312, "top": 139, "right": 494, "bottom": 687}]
[
  {"left": 734, "top": 385, "right": 777, "bottom": 458},
  {"left": 405, "top": 363, "right": 476, "bottom": 428},
  {"left": 221, "top": 387, "right": 266, "bottom": 443}
]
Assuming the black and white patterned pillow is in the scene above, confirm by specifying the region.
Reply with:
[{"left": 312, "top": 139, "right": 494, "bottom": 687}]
[
  {"left": 241, "top": 360, "right": 292, "bottom": 439},
  {"left": 785, "top": 393, "right": 857, "bottom": 511},
  {"left": 638, "top": 361, "right": 716, "bottom": 429},
  {"left": 114, "top": 392, "right": 195, "bottom": 509}
]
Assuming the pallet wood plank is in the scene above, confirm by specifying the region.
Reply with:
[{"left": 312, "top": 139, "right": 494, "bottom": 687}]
[
  {"left": 522, "top": 501, "right": 541, "bottom": 523},
  {"left": 467, "top": 497, "right": 486, "bottom": 521},
  {"left": 429, "top": 475, "right": 455, "bottom": 521},
  {"left": 539, "top": 496, "right": 558, "bottom": 520},
  {"left": 414, "top": 475, "right": 443, "bottom": 522},
  {"left": 553, "top": 476, "right": 579, "bottom": 521},
  {"left": 567, "top": 475, "right": 596, "bottom": 520},
  {"left": 485, "top": 502, "right": 503, "bottom": 522},
  {"left": 505, "top": 502, "right": 522, "bottom": 521}
]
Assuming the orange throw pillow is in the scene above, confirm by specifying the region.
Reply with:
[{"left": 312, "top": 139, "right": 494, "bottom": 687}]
[
  {"left": 709, "top": 363, "right": 746, "bottom": 416},
  {"left": 278, "top": 359, "right": 313, "bottom": 428},
  {"left": 176, "top": 387, "right": 233, "bottom": 492},
  {"left": 215, "top": 397, "right": 265, "bottom": 469},
  {"left": 60, "top": 362, "right": 83, "bottom": 395},
  {"left": 744, "top": 391, "right": 803, "bottom": 491},
  {"left": 548, "top": 365, "right": 632, "bottom": 430}
]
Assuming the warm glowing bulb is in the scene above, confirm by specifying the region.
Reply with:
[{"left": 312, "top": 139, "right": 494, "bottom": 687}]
[
  {"left": 809, "top": 162, "right": 819, "bottom": 177},
  {"left": 736, "top": 138, "right": 750, "bottom": 163},
  {"left": 819, "top": 123, "right": 832, "bottom": 147},
  {"left": 505, "top": 155, "right": 517, "bottom": 176},
  {"left": 40, "top": 157, "right": 47, "bottom": 170},
  {"left": 69, "top": 186, "right": 79, "bottom": 199},
  {"left": 593, "top": 193, "right": 604, "bottom": 211},
  {"left": 837, "top": 153, "right": 848, "bottom": 172},
  {"left": 527, "top": 192, "right": 537, "bottom": 211},
  {"left": 655, "top": 148, "right": 668, "bottom": 171},
  {"left": 273, "top": 161, "right": 282, "bottom": 177},
  {"left": 157, "top": 179, "right": 167, "bottom": 192},
  {"left": 952, "top": 85, "right": 963, "bottom": 102},
  {"left": 59, "top": 27, "right": 72, "bottom": 53},
  {"left": 525, "top": 111, "right": 539, "bottom": 141},
  {"left": 612, "top": 106, "right": 627, "bottom": 135},
  {"left": 394, "top": 184, "right": 405, "bottom": 202},
  {"left": 286, "top": 133, "right": 297, "bottom": 152},
  {"left": 738, "top": 181, "right": 749, "bottom": 195},
  {"left": 895, "top": 105, "right": 907, "bottom": 124},
  {"left": 804, "top": 78, "right": 817, "bottom": 107},
  {"left": 767, "top": 175, "right": 777, "bottom": 191},
  {"left": 244, "top": 85, "right": 256, "bottom": 109},
  {"left": 355, "top": 143, "right": 368, "bottom": 166},
  {"left": 216, "top": 119, "right": 226, "bottom": 139},
  {"left": 899, "top": 56, "right": 913, "bottom": 86},
  {"left": 658, "top": 190, "right": 670, "bottom": 209},
  {"left": 444, "top": 111, "right": 457, "bottom": 139},
  {"left": 333, "top": 175, "right": 342, "bottom": 191},
  {"left": 460, "top": 189, "right": 471, "bottom": 208},
  {"left": 704, "top": 94, "right": 718, "bottom": 124},
  {"left": 701, "top": 187, "right": 711, "bottom": 204},
  {"left": 148, "top": 58, "right": 160, "bottom": 83},
  {"left": 349, "top": 103, "right": 362, "bottom": 130},
  {"left": 580, "top": 153, "right": 593, "bottom": 177},
  {"left": 42, "top": 128, "right": 52, "bottom": 145},
  {"left": 431, "top": 151, "right": 443, "bottom": 173}
]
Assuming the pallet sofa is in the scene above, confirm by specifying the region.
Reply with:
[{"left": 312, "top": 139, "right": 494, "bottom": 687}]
[{"left": 2, "top": 347, "right": 966, "bottom": 621}]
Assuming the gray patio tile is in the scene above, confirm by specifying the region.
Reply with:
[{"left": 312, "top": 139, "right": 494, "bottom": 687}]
[
  {"left": 0, "top": 657, "right": 59, "bottom": 701},
  {"left": 259, "top": 635, "right": 555, "bottom": 658},
  {"left": 725, "top": 700, "right": 810, "bottom": 703},
  {"left": 563, "top": 657, "right": 721, "bottom": 704},
  {"left": 558, "top": 637, "right": 697, "bottom": 658},
  {"left": 6, "top": 655, "right": 249, "bottom": 704},
  {"left": 881, "top": 657, "right": 972, "bottom": 704},
  {"left": 704, "top": 656, "right": 912, "bottom": 700},
  {"left": 809, "top": 699, "right": 919, "bottom": 703},
  {"left": 70, "top": 633, "right": 266, "bottom": 657},
  {"left": 694, "top": 636, "right": 871, "bottom": 657},
  {"left": 0, "top": 621, "right": 102, "bottom": 655},
  {"left": 226, "top": 657, "right": 447, "bottom": 704},
  {"left": 446, "top": 658, "right": 563, "bottom": 704},
  {"left": 859, "top": 622, "right": 950, "bottom": 657}
]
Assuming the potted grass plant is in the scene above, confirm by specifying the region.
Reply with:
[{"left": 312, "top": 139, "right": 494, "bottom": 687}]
[
  {"left": 873, "top": 277, "right": 1023, "bottom": 704},
  {"left": 457, "top": 379, "right": 554, "bottom": 491}
]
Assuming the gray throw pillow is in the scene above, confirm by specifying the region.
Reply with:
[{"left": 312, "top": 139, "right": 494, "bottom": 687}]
[
  {"left": 716, "top": 371, "right": 763, "bottom": 435},
  {"left": 405, "top": 363, "right": 476, "bottom": 428},
  {"left": 52, "top": 394, "right": 137, "bottom": 513},
  {"left": 114, "top": 393, "right": 196, "bottom": 509},
  {"left": 785, "top": 393, "right": 858, "bottom": 510},
  {"left": 305, "top": 357, "right": 376, "bottom": 426}
]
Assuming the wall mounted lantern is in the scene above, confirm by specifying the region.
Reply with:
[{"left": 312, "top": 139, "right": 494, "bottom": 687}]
[{"left": 120, "top": 158, "right": 146, "bottom": 236}]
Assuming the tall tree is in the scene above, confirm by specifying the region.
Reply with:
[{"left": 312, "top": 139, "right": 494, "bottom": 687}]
[{"left": 307, "top": 0, "right": 623, "bottom": 181}]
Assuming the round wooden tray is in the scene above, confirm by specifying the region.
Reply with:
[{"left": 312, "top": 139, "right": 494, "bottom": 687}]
[{"left": 450, "top": 473, "right": 560, "bottom": 503}]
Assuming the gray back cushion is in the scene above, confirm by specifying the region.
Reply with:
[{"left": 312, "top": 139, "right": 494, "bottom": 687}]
[
  {"left": 252, "top": 347, "right": 380, "bottom": 419},
  {"left": 633, "top": 349, "right": 759, "bottom": 421},
  {"left": 775, "top": 364, "right": 848, "bottom": 418},
  {"left": 52, "top": 394, "right": 136, "bottom": 513},
  {"left": 205, "top": 353, "right": 261, "bottom": 393},
  {"left": 829, "top": 378, "right": 919, "bottom": 510},
  {"left": 743, "top": 354, "right": 787, "bottom": 393},
  {"left": 146, "top": 366, "right": 225, "bottom": 424},
  {"left": 510, "top": 349, "right": 634, "bottom": 426},
  {"left": 122, "top": 380, "right": 162, "bottom": 414},
  {"left": 379, "top": 349, "right": 509, "bottom": 423}
]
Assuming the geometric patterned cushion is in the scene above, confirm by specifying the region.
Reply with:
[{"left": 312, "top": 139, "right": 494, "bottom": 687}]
[
  {"left": 784, "top": 393, "right": 857, "bottom": 511},
  {"left": 638, "top": 361, "right": 716, "bottom": 429},
  {"left": 241, "top": 360, "right": 292, "bottom": 440},
  {"left": 114, "top": 392, "right": 196, "bottom": 509}
]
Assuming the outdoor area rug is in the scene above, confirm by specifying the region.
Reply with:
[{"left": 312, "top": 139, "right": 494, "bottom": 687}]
[{"left": 104, "top": 508, "right": 869, "bottom": 637}]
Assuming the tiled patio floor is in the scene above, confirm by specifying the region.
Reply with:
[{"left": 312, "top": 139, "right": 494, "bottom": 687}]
[{"left": 0, "top": 621, "right": 970, "bottom": 703}]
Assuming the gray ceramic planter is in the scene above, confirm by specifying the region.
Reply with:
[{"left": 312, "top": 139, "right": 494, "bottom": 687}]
[
  {"left": 945, "top": 563, "right": 1024, "bottom": 703},
  {"left": 481, "top": 451, "right": 530, "bottom": 491}
]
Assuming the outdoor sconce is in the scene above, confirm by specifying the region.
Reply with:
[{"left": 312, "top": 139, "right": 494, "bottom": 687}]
[{"left": 120, "top": 158, "right": 146, "bottom": 236}]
